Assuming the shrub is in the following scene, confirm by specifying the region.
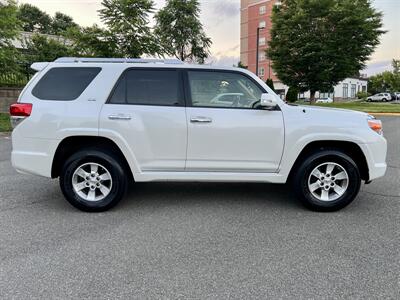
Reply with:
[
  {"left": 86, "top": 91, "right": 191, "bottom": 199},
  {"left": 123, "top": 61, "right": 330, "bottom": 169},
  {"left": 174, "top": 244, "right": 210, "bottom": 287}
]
[
  {"left": 356, "top": 91, "right": 368, "bottom": 100},
  {"left": 266, "top": 78, "right": 275, "bottom": 92},
  {"left": 286, "top": 86, "right": 299, "bottom": 102}
]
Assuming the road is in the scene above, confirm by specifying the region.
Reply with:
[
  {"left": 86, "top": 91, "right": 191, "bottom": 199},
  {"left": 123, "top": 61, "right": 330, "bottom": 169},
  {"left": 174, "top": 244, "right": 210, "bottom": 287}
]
[{"left": 0, "top": 117, "right": 399, "bottom": 299}]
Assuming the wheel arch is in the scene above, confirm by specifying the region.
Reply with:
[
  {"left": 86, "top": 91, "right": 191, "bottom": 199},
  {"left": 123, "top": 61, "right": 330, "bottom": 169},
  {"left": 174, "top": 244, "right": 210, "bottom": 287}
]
[
  {"left": 51, "top": 136, "right": 134, "bottom": 180},
  {"left": 288, "top": 140, "right": 369, "bottom": 182}
]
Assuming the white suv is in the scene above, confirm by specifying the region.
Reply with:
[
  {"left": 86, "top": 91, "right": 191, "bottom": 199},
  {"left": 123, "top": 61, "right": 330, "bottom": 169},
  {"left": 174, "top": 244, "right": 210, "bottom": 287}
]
[
  {"left": 10, "top": 58, "right": 387, "bottom": 212},
  {"left": 367, "top": 93, "right": 392, "bottom": 102}
]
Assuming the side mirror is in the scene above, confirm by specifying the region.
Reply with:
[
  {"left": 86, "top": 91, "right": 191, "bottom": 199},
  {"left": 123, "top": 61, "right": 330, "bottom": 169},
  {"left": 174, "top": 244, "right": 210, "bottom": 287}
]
[{"left": 260, "top": 93, "right": 277, "bottom": 109}]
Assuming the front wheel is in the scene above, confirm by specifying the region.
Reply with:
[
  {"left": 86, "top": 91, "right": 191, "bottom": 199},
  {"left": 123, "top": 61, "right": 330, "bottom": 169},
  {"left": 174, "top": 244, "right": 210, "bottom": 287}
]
[
  {"left": 60, "top": 149, "right": 128, "bottom": 212},
  {"left": 293, "top": 150, "right": 361, "bottom": 212}
]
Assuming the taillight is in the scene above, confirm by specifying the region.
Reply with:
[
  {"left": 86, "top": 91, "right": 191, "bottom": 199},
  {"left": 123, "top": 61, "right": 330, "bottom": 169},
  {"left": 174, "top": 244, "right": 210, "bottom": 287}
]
[
  {"left": 9, "top": 103, "right": 32, "bottom": 129},
  {"left": 10, "top": 103, "right": 32, "bottom": 117}
]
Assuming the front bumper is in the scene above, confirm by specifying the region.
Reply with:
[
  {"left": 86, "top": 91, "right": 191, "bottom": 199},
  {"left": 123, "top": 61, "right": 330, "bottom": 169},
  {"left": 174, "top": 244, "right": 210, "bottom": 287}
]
[{"left": 359, "top": 137, "right": 387, "bottom": 181}]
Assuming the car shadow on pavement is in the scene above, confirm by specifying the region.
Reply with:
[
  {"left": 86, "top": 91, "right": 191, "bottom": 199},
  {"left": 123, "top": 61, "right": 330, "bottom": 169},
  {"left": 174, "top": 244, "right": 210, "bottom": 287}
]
[{"left": 116, "top": 181, "right": 302, "bottom": 212}]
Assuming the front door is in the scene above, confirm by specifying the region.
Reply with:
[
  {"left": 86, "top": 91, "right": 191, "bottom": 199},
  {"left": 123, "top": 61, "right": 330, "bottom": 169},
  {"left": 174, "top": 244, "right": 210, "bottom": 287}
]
[{"left": 185, "top": 70, "right": 284, "bottom": 173}]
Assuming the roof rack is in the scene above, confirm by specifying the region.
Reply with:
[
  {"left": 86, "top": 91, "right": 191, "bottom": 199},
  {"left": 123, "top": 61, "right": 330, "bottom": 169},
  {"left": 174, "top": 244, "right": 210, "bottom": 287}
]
[{"left": 54, "top": 57, "right": 184, "bottom": 65}]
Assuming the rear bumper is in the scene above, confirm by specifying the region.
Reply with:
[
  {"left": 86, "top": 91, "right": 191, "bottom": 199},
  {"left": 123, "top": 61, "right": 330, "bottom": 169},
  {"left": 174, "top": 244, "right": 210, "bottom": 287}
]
[{"left": 11, "top": 133, "right": 59, "bottom": 178}]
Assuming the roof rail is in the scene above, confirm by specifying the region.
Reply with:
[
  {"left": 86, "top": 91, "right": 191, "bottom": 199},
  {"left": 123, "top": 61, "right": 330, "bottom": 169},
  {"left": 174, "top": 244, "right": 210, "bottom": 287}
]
[{"left": 54, "top": 57, "right": 184, "bottom": 65}]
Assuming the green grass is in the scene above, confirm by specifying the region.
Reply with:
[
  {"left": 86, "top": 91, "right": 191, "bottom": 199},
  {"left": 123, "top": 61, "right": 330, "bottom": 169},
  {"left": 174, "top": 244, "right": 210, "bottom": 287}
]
[
  {"left": 0, "top": 113, "right": 12, "bottom": 132},
  {"left": 302, "top": 101, "right": 400, "bottom": 113}
]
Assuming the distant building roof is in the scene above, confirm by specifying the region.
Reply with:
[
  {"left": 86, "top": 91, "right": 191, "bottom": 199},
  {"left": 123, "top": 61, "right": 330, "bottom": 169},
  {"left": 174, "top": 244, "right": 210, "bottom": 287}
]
[{"left": 11, "top": 31, "right": 70, "bottom": 49}]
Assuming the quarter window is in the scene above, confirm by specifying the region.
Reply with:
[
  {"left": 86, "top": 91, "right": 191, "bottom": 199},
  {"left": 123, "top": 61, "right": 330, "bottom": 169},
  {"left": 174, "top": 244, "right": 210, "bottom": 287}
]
[
  {"left": 32, "top": 67, "right": 101, "bottom": 101},
  {"left": 109, "top": 69, "right": 183, "bottom": 106},
  {"left": 188, "top": 71, "right": 264, "bottom": 109}
]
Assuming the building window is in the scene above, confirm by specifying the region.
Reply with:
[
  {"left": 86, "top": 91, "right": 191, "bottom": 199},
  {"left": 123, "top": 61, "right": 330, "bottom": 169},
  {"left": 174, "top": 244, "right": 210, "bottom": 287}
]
[
  {"left": 259, "top": 6, "right": 266, "bottom": 15},
  {"left": 351, "top": 84, "right": 356, "bottom": 98},
  {"left": 343, "top": 83, "right": 348, "bottom": 99},
  {"left": 259, "top": 21, "right": 266, "bottom": 29},
  {"left": 362, "top": 86, "right": 367, "bottom": 92},
  {"left": 259, "top": 52, "right": 265, "bottom": 61},
  {"left": 259, "top": 37, "right": 266, "bottom": 46},
  {"left": 259, "top": 67, "right": 265, "bottom": 77}
]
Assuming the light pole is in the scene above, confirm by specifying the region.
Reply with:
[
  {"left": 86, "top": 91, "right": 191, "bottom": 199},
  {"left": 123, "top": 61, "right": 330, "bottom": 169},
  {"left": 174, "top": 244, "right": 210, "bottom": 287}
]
[{"left": 255, "top": 24, "right": 265, "bottom": 78}]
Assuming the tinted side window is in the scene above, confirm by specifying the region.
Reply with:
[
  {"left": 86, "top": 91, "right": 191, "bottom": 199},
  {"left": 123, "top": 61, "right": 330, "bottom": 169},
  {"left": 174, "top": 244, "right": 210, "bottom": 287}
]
[
  {"left": 109, "top": 69, "right": 182, "bottom": 106},
  {"left": 32, "top": 67, "right": 101, "bottom": 100},
  {"left": 188, "top": 71, "right": 263, "bottom": 109}
]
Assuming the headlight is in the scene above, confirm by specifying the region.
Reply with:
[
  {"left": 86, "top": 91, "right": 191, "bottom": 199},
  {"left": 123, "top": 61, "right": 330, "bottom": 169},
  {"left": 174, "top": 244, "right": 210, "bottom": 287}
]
[{"left": 367, "top": 115, "right": 383, "bottom": 135}]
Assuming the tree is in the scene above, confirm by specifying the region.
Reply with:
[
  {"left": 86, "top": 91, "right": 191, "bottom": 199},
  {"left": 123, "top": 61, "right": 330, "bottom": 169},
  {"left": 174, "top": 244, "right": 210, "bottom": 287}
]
[
  {"left": 99, "top": 0, "right": 159, "bottom": 57},
  {"left": 23, "top": 34, "right": 71, "bottom": 64},
  {"left": 286, "top": 86, "right": 299, "bottom": 102},
  {"left": 66, "top": 25, "right": 122, "bottom": 57},
  {"left": 51, "top": 12, "right": 78, "bottom": 35},
  {"left": 266, "top": 78, "right": 275, "bottom": 91},
  {"left": 236, "top": 61, "right": 248, "bottom": 69},
  {"left": 392, "top": 59, "right": 400, "bottom": 74},
  {"left": 0, "top": 0, "right": 20, "bottom": 74},
  {"left": 154, "top": 0, "right": 211, "bottom": 63},
  {"left": 267, "top": 0, "right": 385, "bottom": 103},
  {"left": 368, "top": 70, "right": 400, "bottom": 94},
  {"left": 17, "top": 3, "right": 52, "bottom": 33}
]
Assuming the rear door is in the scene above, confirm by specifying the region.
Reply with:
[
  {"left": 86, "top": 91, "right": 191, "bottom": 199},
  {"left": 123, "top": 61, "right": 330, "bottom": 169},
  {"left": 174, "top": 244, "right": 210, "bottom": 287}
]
[{"left": 100, "top": 68, "right": 187, "bottom": 171}]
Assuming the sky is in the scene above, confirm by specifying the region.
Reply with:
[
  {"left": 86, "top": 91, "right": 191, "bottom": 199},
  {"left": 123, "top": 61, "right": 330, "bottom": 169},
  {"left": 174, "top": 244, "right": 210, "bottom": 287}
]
[{"left": 19, "top": 0, "right": 400, "bottom": 76}]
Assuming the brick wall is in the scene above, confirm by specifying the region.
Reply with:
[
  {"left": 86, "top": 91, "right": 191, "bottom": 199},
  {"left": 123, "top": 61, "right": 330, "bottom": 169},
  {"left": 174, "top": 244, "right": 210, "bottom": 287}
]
[{"left": 0, "top": 88, "right": 22, "bottom": 113}]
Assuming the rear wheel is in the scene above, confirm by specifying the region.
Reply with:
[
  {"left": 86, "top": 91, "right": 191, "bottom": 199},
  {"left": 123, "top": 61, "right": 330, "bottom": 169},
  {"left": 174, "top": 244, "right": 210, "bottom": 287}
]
[
  {"left": 382, "top": 98, "right": 387, "bottom": 102},
  {"left": 60, "top": 149, "right": 128, "bottom": 212},
  {"left": 293, "top": 150, "right": 361, "bottom": 212}
]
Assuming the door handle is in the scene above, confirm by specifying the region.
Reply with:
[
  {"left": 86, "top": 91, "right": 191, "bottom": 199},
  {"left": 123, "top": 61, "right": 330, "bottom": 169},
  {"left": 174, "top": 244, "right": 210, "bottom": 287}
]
[
  {"left": 190, "top": 116, "right": 212, "bottom": 123},
  {"left": 108, "top": 114, "right": 132, "bottom": 120}
]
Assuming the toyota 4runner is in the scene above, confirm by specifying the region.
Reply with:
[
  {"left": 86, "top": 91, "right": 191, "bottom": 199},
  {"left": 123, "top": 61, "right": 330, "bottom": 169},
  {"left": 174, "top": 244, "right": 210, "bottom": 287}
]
[{"left": 10, "top": 57, "right": 387, "bottom": 212}]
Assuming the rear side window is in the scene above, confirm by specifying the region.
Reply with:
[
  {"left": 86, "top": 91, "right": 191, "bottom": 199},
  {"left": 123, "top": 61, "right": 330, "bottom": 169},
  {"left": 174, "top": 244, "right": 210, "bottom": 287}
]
[
  {"left": 32, "top": 67, "right": 101, "bottom": 100},
  {"left": 108, "top": 69, "right": 183, "bottom": 106}
]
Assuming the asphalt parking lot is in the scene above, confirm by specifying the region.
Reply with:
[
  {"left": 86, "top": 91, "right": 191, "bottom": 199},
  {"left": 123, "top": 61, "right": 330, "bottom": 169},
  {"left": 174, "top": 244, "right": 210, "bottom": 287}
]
[{"left": 0, "top": 116, "right": 399, "bottom": 299}]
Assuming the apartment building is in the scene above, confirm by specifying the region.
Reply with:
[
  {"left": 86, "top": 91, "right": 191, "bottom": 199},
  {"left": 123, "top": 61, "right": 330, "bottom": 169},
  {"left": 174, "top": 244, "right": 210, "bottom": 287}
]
[
  {"left": 240, "top": 0, "right": 368, "bottom": 100},
  {"left": 240, "top": 0, "right": 279, "bottom": 82}
]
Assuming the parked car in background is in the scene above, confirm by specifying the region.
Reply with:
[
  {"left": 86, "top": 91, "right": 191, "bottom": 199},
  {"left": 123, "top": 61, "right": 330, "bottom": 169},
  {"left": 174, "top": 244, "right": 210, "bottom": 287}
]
[
  {"left": 316, "top": 97, "right": 333, "bottom": 104},
  {"left": 367, "top": 93, "right": 392, "bottom": 102},
  {"left": 392, "top": 92, "right": 400, "bottom": 100},
  {"left": 10, "top": 57, "right": 387, "bottom": 213}
]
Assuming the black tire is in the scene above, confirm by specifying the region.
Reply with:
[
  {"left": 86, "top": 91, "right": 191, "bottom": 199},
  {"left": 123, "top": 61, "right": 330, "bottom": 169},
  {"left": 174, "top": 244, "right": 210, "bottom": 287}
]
[
  {"left": 382, "top": 98, "right": 387, "bottom": 102},
  {"left": 292, "top": 150, "right": 361, "bottom": 212},
  {"left": 366, "top": 98, "right": 372, "bottom": 102},
  {"left": 60, "top": 148, "right": 128, "bottom": 212}
]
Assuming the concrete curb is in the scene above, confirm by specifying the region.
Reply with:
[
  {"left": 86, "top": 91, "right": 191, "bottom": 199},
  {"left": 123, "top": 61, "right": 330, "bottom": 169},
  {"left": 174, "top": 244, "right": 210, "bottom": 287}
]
[{"left": 368, "top": 113, "right": 400, "bottom": 116}]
